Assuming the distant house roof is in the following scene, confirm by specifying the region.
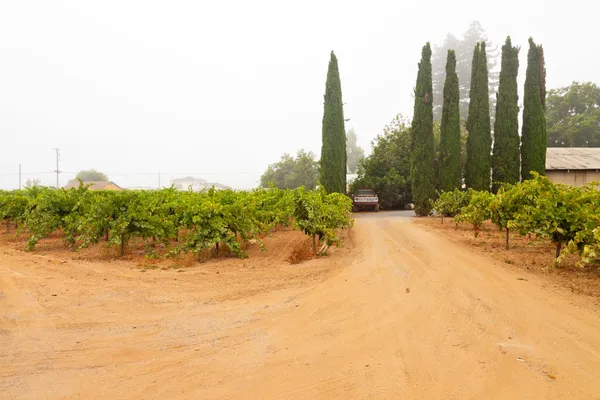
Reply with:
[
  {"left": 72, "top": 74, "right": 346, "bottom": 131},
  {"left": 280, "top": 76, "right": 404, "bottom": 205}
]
[
  {"left": 63, "top": 180, "right": 122, "bottom": 190},
  {"left": 546, "top": 148, "right": 600, "bottom": 171}
]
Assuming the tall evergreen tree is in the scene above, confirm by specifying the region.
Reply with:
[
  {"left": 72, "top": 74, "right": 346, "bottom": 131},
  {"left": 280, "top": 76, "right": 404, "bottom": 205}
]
[
  {"left": 439, "top": 50, "right": 461, "bottom": 192},
  {"left": 410, "top": 43, "right": 436, "bottom": 216},
  {"left": 432, "top": 21, "right": 499, "bottom": 121},
  {"left": 320, "top": 51, "right": 347, "bottom": 193},
  {"left": 521, "top": 38, "right": 547, "bottom": 181},
  {"left": 492, "top": 37, "right": 520, "bottom": 192},
  {"left": 465, "top": 42, "right": 492, "bottom": 190}
]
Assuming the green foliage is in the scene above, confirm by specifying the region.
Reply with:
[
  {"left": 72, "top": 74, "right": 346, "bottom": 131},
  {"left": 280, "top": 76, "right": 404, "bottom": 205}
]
[
  {"left": 521, "top": 38, "right": 547, "bottom": 181},
  {"left": 0, "top": 190, "right": 29, "bottom": 231},
  {"left": 0, "top": 185, "right": 352, "bottom": 258},
  {"left": 453, "top": 190, "right": 494, "bottom": 236},
  {"left": 432, "top": 189, "right": 470, "bottom": 218},
  {"left": 104, "top": 191, "right": 177, "bottom": 256},
  {"left": 293, "top": 186, "right": 353, "bottom": 251},
  {"left": 346, "top": 128, "right": 365, "bottom": 174},
  {"left": 350, "top": 115, "right": 412, "bottom": 209},
  {"left": 76, "top": 169, "right": 108, "bottom": 182},
  {"left": 320, "top": 51, "right": 347, "bottom": 194},
  {"left": 432, "top": 174, "right": 600, "bottom": 265},
  {"left": 570, "top": 226, "right": 600, "bottom": 266},
  {"left": 507, "top": 174, "right": 598, "bottom": 258},
  {"left": 353, "top": 110, "right": 466, "bottom": 211},
  {"left": 22, "top": 186, "right": 84, "bottom": 250},
  {"left": 492, "top": 37, "right": 521, "bottom": 193},
  {"left": 489, "top": 184, "right": 524, "bottom": 231},
  {"left": 260, "top": 150, "right": 319, "bottom": 190},
  {"left": 465, "top": 42, "right": 492, "bottom": 191},
  {"left": 546, "top": 81, "right": 600, "bottom": 147},
  {"left": 432, "top": 21, "right": 499, "bottom": 121},
  {"left": 410, "top": 43, "right": 436, "bottom": 216},
  {"left": 251, "top": 186, "right": 294, "bottom": 230},
  {"left": 179, "top": 189, "right": 256, "bottom": 258},
  {"left": 439, "top": 50, "right": 462, "bottom": 192}
]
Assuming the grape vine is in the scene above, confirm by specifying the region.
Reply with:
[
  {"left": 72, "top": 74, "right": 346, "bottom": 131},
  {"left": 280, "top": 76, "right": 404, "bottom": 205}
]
[
  {"left": 432, "top": 174, "right": 600, "bottom": 265},
  {"left": 0, "top": 184, "right": 353, "bottom": 258}
]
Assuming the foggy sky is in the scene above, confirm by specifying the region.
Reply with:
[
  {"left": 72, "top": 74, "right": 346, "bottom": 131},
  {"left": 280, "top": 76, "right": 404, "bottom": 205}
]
[{"left": 1, "top": 0, "right": 599, "bottom": 189}]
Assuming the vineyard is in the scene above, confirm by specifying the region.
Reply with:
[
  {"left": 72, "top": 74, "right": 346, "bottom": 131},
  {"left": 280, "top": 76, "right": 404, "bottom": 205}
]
[
  {"left": 0, "top": 183, "right": 353, "bottom": 258},
  {"left": 432, "top": 173, "right": 600, "bottom": 266}
]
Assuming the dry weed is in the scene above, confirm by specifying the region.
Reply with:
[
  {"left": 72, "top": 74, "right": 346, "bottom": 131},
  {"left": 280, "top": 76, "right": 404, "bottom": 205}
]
[{"left": 287, "top": 239, "right": 314, "bottom": 264}]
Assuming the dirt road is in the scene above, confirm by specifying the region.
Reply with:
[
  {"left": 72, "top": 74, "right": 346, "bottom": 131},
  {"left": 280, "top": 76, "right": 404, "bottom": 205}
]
[{"left": 2, "top": 213, "right": 600, "bottom": 399}]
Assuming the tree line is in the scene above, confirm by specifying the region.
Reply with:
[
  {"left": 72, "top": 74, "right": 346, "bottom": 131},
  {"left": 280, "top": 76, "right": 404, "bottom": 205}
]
[
  {"left": 410, "top": 35, "right": 546, "bottom": 215},
  {"left": 263, "top": 21, "right": 598, "bottom": 203}
]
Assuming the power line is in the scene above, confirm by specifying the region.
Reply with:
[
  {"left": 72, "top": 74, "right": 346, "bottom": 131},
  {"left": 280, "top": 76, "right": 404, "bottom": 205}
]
[
  {"left": 0, "top": 171, "right": 56, "bottom": 176},
  {"left": 59, "top": 171, "right": 263, "bottom": 176},
  {"left": 0, "top": 171, "right": 263, "bottom": 177}
]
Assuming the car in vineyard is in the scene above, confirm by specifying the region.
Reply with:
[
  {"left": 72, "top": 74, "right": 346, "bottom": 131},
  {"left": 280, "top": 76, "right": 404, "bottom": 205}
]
[{"left": 351, "top": 188, "right": 379, "bottom": 212}]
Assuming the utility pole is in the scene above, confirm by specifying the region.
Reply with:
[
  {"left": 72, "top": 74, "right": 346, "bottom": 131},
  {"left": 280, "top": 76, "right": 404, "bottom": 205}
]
[
  {"left": 52, "top": 148, "right": 60, "bottom": 188},
  {"left": 18, "top": 164, "right": 22, "bottom": 189},
  {"left": 158, "top": 172, "right": 161, "bottom": 189}
]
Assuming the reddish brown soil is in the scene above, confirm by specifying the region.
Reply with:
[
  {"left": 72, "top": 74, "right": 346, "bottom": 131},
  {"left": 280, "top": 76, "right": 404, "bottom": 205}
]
[
  {"left": 415, "top": 217, "right": 600, "bottom": 298},
  {"left": 2, "top": 215, "right": 600, "bottom": 399}
]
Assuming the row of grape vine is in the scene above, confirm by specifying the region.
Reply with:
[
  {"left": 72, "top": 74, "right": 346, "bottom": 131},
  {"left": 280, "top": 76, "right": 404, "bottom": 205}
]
[
  {"left": 0, "top": 184, "right": 353, "bottom": 258},
  {"left": 432, "top": 174, "right": 600, "bottom": 266}
]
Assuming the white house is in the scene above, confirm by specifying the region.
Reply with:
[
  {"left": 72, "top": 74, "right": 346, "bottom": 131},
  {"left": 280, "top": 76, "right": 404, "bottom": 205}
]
[{"left": 170, "top": 177, "right": 230, "bottom": 192}]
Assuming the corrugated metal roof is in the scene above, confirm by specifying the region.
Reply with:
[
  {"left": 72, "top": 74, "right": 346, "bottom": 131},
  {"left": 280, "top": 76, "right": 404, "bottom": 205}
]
[{"left": 546, "top": 148, "right": 600, "bottom": 170}]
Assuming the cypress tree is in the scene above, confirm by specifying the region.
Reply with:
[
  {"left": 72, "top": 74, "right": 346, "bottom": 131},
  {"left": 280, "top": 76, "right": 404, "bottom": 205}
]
[
  {"left": 521, "top": 38, "right": 547, "bottom": 181},
  {"left": 439, "top": 50, "right": 461, "bottom": 192},
  {"left": 492, "top": 37, "right": 520, "bottom": 192},
  {"left": 465, "top": 42, "right": 492, "bottom": 190},
  {"left": 320, "top": 51, "right": 347, "bottom": 193},
  {"left": 410, "top": 43, "right": 436, "bottom": 216}
]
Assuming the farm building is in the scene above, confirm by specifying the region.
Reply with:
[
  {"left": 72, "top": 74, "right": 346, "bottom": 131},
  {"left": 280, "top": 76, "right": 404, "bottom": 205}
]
[
  {"left": 546, "top": 148, "right": 600, "bottom": 186},
  {"left": 63, "top": 180, "right": 123, "bottom": 191}
]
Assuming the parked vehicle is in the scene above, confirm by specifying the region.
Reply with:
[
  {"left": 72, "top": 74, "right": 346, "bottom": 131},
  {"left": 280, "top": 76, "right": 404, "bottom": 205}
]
[{"left": 351, "top": 188, "right": 379, "bottom": 212}]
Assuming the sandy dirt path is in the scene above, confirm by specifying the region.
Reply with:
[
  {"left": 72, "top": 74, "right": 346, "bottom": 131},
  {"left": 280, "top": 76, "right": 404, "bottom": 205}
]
[{"left": 2, "top": 213, "right": 600, "bottom": 399}]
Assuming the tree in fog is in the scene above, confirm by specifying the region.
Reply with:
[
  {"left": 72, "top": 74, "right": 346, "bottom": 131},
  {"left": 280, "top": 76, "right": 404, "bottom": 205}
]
[
  {"left": 439, "top": 50, "right": 462, "bottom": 192},
  {"left": 432, "top": 21, "right": 499, "bottom": 121},
  {"left": 521, "top": 38, "right": 547, "bottom": 180},
  {"left": 320, "top": 51, "right": 347, "bottom": 193},
  {"left": 260, "top": 150, "right": 319, "bottom": 189},
  {"left": 350, "top": 115, "right": 411, "bottom": 209},
  {"left": 76, "top": 169, "right": 109, "bottom": 181},
  {"left": 465, "top": 43, "right": 492, "bottom": 191},
  {"left": 492, "top": 37, "right": 521, "bottom": 192},
  {"left": 410, "top": 43, "right": 436, "bottom": 215},
  {"left": 346, "top": 128, "right": 365, "bottom": 174},
  {"left": 546, "top": 82, "right": 600, "bottom": 147},
  {"left": 24, "top": 178, "right": 42, "bottom": 188}
]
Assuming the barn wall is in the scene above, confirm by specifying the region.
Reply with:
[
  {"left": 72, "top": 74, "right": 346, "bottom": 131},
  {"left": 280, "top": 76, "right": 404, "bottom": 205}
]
[{"left": 546, "top": 170, "right": 600, "bottom": 186}]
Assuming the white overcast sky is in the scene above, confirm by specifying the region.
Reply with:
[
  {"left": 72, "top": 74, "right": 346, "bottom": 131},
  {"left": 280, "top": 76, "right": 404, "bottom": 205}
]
[{"left": 1, "top": 0, "right": 599, "bottom": 189}]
